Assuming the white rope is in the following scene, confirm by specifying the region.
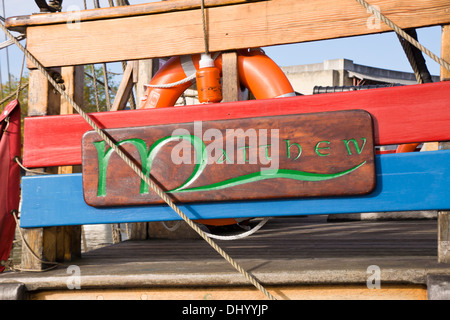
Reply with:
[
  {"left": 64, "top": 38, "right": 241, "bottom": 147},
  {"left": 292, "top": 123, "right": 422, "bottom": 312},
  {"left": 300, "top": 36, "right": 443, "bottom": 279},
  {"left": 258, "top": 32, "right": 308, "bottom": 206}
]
[
  {"left": 144, "top": 73, "right": 196, "bottom": 89},
  {"left": 143, "top": 52, "right": 221, "bottom": 89},
  {"left": 161, "top": 221, "right": 181, "bottom": 232},
  {"left": 203, "top": 218, "right": 271, "bottom": 241}
]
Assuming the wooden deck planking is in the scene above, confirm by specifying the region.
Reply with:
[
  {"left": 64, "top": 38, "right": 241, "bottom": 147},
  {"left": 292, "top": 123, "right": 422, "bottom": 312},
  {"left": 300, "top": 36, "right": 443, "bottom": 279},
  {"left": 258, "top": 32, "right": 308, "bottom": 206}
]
[{"left": 0, "top": 216, "right": 445, "bottom": 299}]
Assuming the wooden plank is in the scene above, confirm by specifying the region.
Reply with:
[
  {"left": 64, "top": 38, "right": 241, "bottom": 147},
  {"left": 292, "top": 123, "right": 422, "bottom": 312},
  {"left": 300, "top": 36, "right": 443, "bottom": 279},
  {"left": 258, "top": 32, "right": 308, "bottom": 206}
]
[
  {"left": 58, "top": 66, "right": 83, "bottom": 262},
  {"left": 58, "top": 65, "right": 83, "bottom": 175},
  {"left": 19, "top": 150, "right": 450, "bottom": 228},
  {"left": 438, "top": 211, "right": 450, "bottom": 264},
  {"left": 27, "top": 69, "right": 61, "bottom": 116},
  {"left": 81, "top": 110, "right": 375, "bottom": 206},
  {"left": 221, "top": 51, "right": 240, "bottom": 102},
  {"left": 22, "top": 81, "right": 450, "bottom": 168},
  {"left": 30, "top": 285, "right": 427, "bottom": 300},
  {"left": 16, "top": 0, "right": 450, "bottom": 68},
  {"left": 3, "top": 215, "right": 442, "bottom": 299},
  {"left": 111, "top": 62, "right": 136, "bottom": 111},
  {"left": 441, "top": 25, "right": 450, "bottom": 81},
  {"left": 20, "top": 65, "right": 63, "bottom": 271},
  {"left": 6, "top": 0, "right": 264, "bottom": 31}
]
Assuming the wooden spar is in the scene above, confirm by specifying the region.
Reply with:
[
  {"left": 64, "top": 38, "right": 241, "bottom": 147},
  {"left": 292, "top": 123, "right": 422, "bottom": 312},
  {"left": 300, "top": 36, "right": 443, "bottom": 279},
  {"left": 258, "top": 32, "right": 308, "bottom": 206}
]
[
  {"left": 22, "top": 81, "right": 450, "bottom": 168},
  {"left": 19, "top": 150, "right": 450, "bottom": 228},
  {"left": 6, "top": 0, "right": 450, "bottom": 68},
  {"left": 5, "top": 0, "right": 265, "bottom": 31}
]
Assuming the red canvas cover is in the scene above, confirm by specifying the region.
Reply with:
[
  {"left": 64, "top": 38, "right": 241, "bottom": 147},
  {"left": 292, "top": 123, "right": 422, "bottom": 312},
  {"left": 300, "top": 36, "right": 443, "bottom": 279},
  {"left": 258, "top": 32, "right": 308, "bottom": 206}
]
[{"left": 0, "top": 100, "right": 21, "bottom": 272}]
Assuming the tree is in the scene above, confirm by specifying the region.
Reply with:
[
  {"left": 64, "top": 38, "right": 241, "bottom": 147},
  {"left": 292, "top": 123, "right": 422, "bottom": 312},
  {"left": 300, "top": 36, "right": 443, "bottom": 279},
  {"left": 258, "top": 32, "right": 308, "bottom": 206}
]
[
  {"left": 0, "top": 73, "right": 29, "bottom": 119},
  {"left": 83, "top": 64, "right": 119, "bottom": 113}
]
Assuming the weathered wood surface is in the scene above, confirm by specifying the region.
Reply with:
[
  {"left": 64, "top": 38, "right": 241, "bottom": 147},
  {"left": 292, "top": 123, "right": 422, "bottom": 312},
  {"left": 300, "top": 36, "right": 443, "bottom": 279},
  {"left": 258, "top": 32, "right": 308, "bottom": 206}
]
[
  {"left": 22, "top": 82, "right": 450, "bottom": 168},
  {"left": 19, "top": 150, "right": 450, "bottom": 228},
  {"left": 81, "top": 110, "right": 375, "bottom": 206},
  {"left": 0, "top": 216, "right": 446, "bottom": 299},
  {"left": 8, "top": 0, "right": 450, "bottom": 68},
  {"left": 442, "top": 25, "right": 450, "bottom": 81},
  {"left": 20, "top": 63, "right": 82, "bottom": 272},
  {"left": 6, "top": 0, "right": 264, "bottom": 31},
  {"left": 111, "top": 61, "right": 138, "bottom": 111}
]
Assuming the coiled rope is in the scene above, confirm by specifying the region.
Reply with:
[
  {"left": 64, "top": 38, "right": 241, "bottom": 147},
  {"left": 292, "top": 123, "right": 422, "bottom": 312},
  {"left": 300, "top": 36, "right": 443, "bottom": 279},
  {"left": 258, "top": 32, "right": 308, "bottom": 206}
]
[{"left": 0, "top": 20, "right": 276, "bottom": 300}]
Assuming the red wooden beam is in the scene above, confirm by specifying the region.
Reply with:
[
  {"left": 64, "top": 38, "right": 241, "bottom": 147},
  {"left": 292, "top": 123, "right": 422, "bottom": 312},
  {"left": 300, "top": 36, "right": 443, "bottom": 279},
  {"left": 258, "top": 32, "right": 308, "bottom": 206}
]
[{"left": 23, "top": 82, "right": 450, "bottom": 168}]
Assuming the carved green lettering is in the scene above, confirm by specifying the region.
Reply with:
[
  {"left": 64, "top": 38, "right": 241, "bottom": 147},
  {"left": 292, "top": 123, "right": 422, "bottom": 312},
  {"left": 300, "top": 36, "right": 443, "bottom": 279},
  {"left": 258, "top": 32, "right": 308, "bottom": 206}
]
[
  {"left": 216, "top": 149, "right": 231, "bottom": 164},
  {"left": 315, "top": 141, "right": 330, "bottom": 156},
  {"left": 285, "top": 139, "right": 302, "bottom": 160},
  {"left": 238, "top": 146, "right": 251, "bottom": 163},
  {"left": 95, "top": 139, "right": 149, "bottom": 197},
  {"left": 342, "top": 138, "right": 367, "bottom": 155},
  {"left": 94, "top": 135, "right": 207, "bottom": 197},
  {"left": 260, "top": 144, "right": 271, "bottom": 161}
]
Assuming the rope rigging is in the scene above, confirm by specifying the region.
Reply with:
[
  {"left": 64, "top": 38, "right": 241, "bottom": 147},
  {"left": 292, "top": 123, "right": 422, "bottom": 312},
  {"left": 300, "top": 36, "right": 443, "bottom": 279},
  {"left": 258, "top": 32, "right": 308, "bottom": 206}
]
[{"left": 355, "top": 0, "right": 450, "bottom": 72}]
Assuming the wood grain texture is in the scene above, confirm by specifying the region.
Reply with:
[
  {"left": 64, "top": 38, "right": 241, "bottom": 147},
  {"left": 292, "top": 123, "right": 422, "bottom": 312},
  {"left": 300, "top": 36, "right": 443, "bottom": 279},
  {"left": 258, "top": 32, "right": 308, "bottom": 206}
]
[
  {"left": 81, "top": 110, "right": 375, "bottom": 206},
  {"left": 442, "top": 25, "right": 450, "bottom": 81},
  {"left": 111, "top": 62, "right": 136, "bottom": 111},
  {"left": 23, "top": 81, "right": 450, "bottom": 168},
  {"left": 2, "top": 215, "right": 441, "bottom": 299},
  {"left": 6, "top": 0, "right": 264, "bottom": 30},
  {"left": 19, "top": 150, "right": 450, "bottom": 228},
  {"left": 18, "top": 0, "right": 450, "bottom": 67},
  {"left": 221, "top": 51, "right": 240, "bottom": 102},
  {"left": 31, "top": 285, "right": 427, "bottom": 300}
]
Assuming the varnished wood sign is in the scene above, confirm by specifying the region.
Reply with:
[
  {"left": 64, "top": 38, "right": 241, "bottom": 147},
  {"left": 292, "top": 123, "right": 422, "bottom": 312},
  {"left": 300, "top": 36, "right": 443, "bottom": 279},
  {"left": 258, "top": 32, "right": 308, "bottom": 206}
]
[{"left": 82, "top": 110, "right": 375, "bottom": 207}]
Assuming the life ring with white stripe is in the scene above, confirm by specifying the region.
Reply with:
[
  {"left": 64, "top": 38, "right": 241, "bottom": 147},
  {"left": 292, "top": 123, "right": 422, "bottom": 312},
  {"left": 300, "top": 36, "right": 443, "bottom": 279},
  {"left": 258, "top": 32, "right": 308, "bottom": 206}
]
[
  {"left": 139, "top": 48, "right": 296, "bottom": 109},
  {"left": 139, "top": 48, "right": 294, "bottom": 229}
]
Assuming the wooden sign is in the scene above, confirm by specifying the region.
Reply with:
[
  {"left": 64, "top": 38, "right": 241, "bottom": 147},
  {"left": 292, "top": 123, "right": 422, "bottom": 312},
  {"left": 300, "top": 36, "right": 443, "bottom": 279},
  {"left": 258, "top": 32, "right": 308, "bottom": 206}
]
[{"left": 82, "top": 110, "right": 375, "bottom": 207}]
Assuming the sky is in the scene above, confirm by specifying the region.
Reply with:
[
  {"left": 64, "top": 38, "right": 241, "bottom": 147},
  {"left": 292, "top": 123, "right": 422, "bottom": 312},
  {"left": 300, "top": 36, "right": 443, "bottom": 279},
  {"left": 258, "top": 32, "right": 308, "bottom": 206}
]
[{"left": 0, "top": 0, "right": 443, "bottom": 85}]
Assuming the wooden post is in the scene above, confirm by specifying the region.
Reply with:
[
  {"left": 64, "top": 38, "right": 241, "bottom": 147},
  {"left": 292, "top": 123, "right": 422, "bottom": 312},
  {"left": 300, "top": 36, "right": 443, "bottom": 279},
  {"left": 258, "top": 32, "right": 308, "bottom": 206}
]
[
  {"left": 111, "top": 61, "right": 138, "bottom": 111},
  {"left": 21, "top": 67, "right": 82, "bottom": 270},
  {"left": 135, "top": 59, "right": 159, "bottom": 107},
  {"left": 438, "top": 24, "right": 450, "bottom": 264},
  {"left": 59, "top": 66, "right": 84, "bottom": 261},
  {"left": 221, "top": 51, "right": 240, "bottom": 102},
  {"left": 21, "top": 69, "right": 61, "bottom": 270},
  {"left": 441, "top": 25, "right": 450, "bottom": 81},
  {"left": 129, "top": 59, "right": 159, "bottom": 240}
]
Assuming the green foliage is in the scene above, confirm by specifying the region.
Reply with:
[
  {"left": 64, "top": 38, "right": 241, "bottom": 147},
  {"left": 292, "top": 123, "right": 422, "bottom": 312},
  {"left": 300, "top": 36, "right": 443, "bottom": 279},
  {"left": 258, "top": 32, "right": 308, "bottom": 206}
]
[
  {"left": 83, "top": 64, "right": 119, "bottom": 113},
  {"left": 0, "top": 73, "right": 29, "bottom": 119}
]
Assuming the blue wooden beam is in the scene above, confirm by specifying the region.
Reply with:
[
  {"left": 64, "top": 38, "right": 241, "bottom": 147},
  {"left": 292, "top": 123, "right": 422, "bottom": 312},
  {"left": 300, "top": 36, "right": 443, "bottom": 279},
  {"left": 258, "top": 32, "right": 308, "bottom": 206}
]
[{"left": 20, "top": 150, "right": 450, "bottom": 228}]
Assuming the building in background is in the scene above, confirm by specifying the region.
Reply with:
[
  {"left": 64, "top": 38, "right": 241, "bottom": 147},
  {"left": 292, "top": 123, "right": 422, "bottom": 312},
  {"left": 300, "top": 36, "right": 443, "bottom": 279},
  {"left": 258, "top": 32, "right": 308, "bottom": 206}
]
[{"left": 281, "top": 58, "right": 439, "bottom": 95}]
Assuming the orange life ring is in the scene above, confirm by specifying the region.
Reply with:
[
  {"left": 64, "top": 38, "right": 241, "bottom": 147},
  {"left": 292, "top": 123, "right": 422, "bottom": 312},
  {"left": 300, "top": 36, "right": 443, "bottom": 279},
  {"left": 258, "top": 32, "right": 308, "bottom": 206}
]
[
  {"left": 139, "top": 48, "right": 296, "bottom": 109},
  {"left": 139, "top": 49, "right": 295, "bottom": 227}
]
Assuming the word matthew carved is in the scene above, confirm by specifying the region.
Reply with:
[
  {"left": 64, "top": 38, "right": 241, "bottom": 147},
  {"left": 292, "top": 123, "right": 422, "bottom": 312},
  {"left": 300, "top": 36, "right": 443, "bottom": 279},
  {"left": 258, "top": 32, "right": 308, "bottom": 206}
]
[{"left": 82, "top": 110, "right": 375, "bottom": 207}]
